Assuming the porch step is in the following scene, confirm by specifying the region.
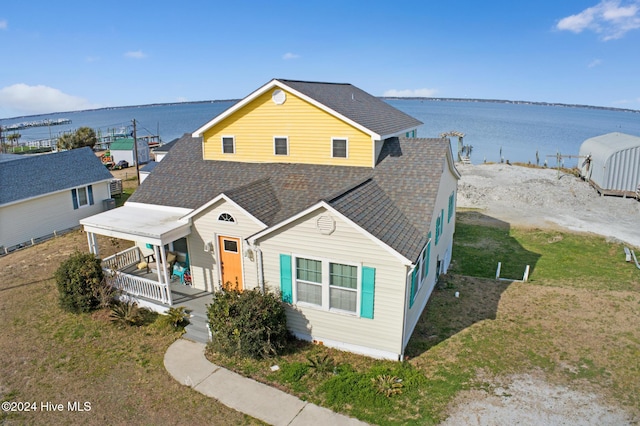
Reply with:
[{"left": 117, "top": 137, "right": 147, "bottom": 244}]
[{"left": 183, "top": 311, "right": 211, "bottom": 344}]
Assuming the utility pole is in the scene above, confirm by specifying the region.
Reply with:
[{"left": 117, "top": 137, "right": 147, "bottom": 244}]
[
  {"left": 132, "top": 119, "right": 140, "bottom": 186},
  {"left": 0, "top": 125, "right": 3, "bottom": 154}
]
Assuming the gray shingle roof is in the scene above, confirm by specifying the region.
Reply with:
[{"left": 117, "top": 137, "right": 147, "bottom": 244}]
[
  {"left": 0, "top": 147, "right": 113, "bottom": 206},
  {"left": 153, "top": 138, "right": 179, "bottom": 153},
  {"left": 130, "top": 134, "right": 453, "bottom": 262},
  {"left": 279, "top": 79, "right": 423, "bottom": 137}
]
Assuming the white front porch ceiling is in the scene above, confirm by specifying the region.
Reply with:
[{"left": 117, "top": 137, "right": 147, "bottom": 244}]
[{"left": 80, "top": 203, "right": 192, "bottom": 246}]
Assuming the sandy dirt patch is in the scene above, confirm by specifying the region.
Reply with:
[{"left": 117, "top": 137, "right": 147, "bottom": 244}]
[
  {"left": 441, "top": 373, "right": 634, "bottom": 426},
  {"left": 457, "top": 163, "right": 640, "bottom": 249},
  {"left": 445, "top": 163, "right": 639, "bottom": 425}
]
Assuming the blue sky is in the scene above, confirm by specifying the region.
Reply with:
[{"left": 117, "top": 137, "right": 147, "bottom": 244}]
[{"left": 1, "top": 0, "right": 639, "bottom": 118}]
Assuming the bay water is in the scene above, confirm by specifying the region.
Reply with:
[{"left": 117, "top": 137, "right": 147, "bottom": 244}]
[{"left": 3, "top": 99, "right": 639, "bottom": 167}]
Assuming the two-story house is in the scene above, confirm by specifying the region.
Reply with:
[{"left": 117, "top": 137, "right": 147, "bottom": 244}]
[{"left": 81, "top": 79, "right": 460, "bottom": 360}]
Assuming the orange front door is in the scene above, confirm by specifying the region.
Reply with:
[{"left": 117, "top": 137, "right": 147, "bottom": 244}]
[{"left": 218, "top": 236, "right": 243, "bottom": 291}]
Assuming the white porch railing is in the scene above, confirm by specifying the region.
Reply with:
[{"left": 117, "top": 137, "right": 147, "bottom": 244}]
[
  {"left": 102, "top": 246, "right": 141, "bottom": 271},
  {"left": 105, "top": 268, "right": 171, "bottom": 305},
  {"left": 102, "top": 247, "right": 171, "bottom": 305}
]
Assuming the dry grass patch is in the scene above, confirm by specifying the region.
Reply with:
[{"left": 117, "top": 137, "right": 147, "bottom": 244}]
[{"left": 0, "top": 231, "right": 258, "bottom": 425}]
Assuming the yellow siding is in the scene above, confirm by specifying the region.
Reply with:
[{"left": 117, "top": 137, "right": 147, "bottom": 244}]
[
  {"left": 202, "top": 89, "right": 374, "bottom": 167},
  {"left": 187, "top": 200, "right": 265, "bottom": 292},
  {"left": 257, "top": 207, "right": 407, "bottom": 357}
]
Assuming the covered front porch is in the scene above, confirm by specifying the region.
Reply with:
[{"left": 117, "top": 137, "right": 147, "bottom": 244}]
[{"left": 80, "top": 203, "right": 202, "bottom": 310}]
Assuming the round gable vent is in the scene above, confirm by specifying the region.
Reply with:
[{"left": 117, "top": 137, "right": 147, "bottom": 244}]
[
  {"left": 272, "top": 89, "right": 286, "bottom": 105},
  {"left": 316, "top": 215, "right": 336, "bottom": 235}
]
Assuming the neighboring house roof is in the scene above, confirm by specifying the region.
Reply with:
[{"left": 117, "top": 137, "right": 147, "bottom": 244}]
[
  {"left": 153, "top": 138, "right": 179, "bottom": 153},
  {"left": 140, "top": 161, "right": 158, "bottom": 173},
  {"left": 109, "top": 138, "right": 135, "bottom": 150},
  {"left": 0, "top": 147, "right": 113, "bottom": 206},
  {"left": 0, "top": 153, "right": 24, "bottom": 163},
  {"left": 193, "top": 79, "right": 423, "bottom": 139},
  {"left": 130, "top": 134, "right": 457, "bottom": 262}
]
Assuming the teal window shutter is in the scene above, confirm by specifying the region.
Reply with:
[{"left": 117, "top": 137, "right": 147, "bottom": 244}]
[
  {"left": 279, "top": 254, "right": 293, "bottom": 303},
  {"left": 88, "top": 185, "right": 94, "bottom": 205},
  {"left": 71, "top": 189, "right": 78, "bottom": 209},
  {"left": 360, "top": 266, "right": 375, "bottom": 319},
  {"left": 409, "top": 267, "right": 417, "bottom": 308}
]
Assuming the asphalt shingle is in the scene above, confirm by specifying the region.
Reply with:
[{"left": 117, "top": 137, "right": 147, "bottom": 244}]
[
  {"left": 131, "top": 134, "right": 452, "bottom": 262},
  {"left": 0, "top": 147, "right": 113, "bottom": 206},
  {"left": 279, "top": 79, "right": 423, "bottom": 137}
]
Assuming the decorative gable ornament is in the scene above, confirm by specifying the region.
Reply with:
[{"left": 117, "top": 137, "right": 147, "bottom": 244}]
[
  {"left": 272, "top": 89, "right": 286, "bottom": 105},
  {"left": 316, "top": 215, "right": 336, "bottom": 235}
]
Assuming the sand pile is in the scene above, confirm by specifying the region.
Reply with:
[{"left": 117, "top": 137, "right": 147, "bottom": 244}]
[{"left": 456, "top": 163, "right": 640, "bottom": 248}]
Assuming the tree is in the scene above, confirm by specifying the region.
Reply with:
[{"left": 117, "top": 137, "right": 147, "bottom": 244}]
[{"left": 57, "top": 126, "right": 97, "bottom": 150}]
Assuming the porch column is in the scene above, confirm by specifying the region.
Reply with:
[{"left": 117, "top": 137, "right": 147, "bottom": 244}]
[
  {"left": 86, "top": 232, "right": 99, "bottom": 256},
  {"left": 159, "top": 246, "right": 173, "bottom": 305},
  {"left": 153, "top": 245, "right": 163, "bottom": 285},
  {"left": 86, "top": 232, "right": 93, "bottom": 254},
  {"left": 92, "top": 233, "right": 99, "bottom": 257}
]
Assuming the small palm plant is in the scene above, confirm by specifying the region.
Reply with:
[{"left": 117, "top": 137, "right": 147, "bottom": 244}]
[
  {"left": 165, "top": 306, "right": 189, "bottom": 329},
  {"left": 372, "top": 374, "right": 404, "bottom": 397},
  {"left": 110, "top": 301, "right": 143, "bottom": 327},
  {"left": 306, "top": 354, "right": 336, "bottom": 376}
]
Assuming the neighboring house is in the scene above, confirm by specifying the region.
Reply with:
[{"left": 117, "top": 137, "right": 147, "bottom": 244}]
[
  {"left": 81, "top": 79, "right": 460, "bottom": 360},
  {"left": 579, "top": 132, "right": 640, "bottom": 197},
  {"left": 140, "top": 138, "right": 179, "bottom": 183},
  {"left": 0, "top": 147, "right": 114, "bottom": 253},
  {"left": 152, "top": 137, "right": 179, "bottom": 162},
  {"left": 109, "top": 137, "right": 150, "bottom": 166}
]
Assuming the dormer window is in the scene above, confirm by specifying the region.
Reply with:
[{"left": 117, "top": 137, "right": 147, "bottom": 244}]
[
  {"left": 218, "top": 213, "right": 235, "bottom": 223},
  {"left": 332, "top": 138, "right": 348, "bottom": 158}
]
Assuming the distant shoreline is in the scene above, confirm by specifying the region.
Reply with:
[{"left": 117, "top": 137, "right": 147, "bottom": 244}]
[{"left": 2, "top": 97, "right": 638, "bottom": 122}]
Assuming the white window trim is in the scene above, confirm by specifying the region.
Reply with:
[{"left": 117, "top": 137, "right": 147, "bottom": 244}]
[
  {"left": 292, "top": 254, "right": 361, "bottom": 316},
  {"left": 221, "top": 135, "right": 235, "bottom": 154},
  {"left": 273, "top": 136, "right": 289, "bottom": 156},
  {"left": 76, "top": 186, "right": 90, "bottom": 209},
  {"left": 331, "top": 137, "right": 349, "bottom": 159}
]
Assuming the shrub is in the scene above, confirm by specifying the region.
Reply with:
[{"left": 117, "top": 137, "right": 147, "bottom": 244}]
[
  {"left": 55, "top": 251, "right": 104, "bottom": 313},
  {"left": 207, "top": 288, "right": 289, "bottom": 359},
  {"left": 307, "top": 354, "right": 336, "bottom": 376}
]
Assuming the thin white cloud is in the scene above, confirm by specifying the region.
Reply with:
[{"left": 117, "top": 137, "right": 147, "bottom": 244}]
[
  {"left": 282, "top": 52, "right": 300, "bottom": 60},
  {"left": 0, "top": 84, "right": 98, "bottom": 116},
  {"left": 0, "top": 19, "right": 7, "bottom": 30},
  {"left": 383, "top": 88, "right": 438, "bottom": 97},
  {"left": 588, "top": 58, "right": 603, "bottom": 67},
  {"left": 176, "top": 96, "right": 188, "bottom": 103},
  {"left": 85, "top": 55, "right": 100, "bottom": 62},
  {"left": 125, "top": 50, "right": 147, "bottom": 59},
  {"left": 557, "top": 0, "right": 640, "bottom": 40}
]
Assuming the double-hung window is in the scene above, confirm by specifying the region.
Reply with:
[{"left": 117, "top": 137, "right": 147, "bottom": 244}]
[
  {"left": 222, "top": 136, "right": 235, "bottom": 154},
  {"left": 72, "top": 185, "right": 94, "bottom": 209},
  {"left": 329, "top": 263, "right": 357, "bottom": 312},
  {"left": 332, "top": 138, "right": 348, "bottom": 158},
  {"left": 274, "top": 137, "right": 288, "bottom": 156},
  {"left": 294, "top": 256, "right": 359, "bottom": 314},
  {"left": 296, "top": 258, "right": 322, "bottom": 306}
]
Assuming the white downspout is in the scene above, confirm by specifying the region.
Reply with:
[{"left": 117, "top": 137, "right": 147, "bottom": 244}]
[
  {"left": 255, "top": 245, "right": 265, "bottom": 294},
  {"left": 399, "top": 264, "right": 411, "bottom": 361}
]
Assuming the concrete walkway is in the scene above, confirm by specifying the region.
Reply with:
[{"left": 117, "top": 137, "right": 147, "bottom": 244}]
[{"left": 164, "top": 339, "right": 369, "bottom": 426}]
